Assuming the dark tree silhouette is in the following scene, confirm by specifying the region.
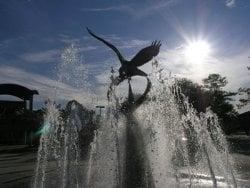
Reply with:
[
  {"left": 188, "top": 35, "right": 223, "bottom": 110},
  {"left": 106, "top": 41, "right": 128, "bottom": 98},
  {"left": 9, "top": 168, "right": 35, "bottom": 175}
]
[
  {"left": 175, "top": 78, "right": 207, "bottom": 113},
  {"left": 237, "top": 66, "right": 250, "bottom": 109},
  {"left": 202, "top": 74, "right": 238, "bottom": 134},
  {"left": 202, "top": 73, "right": 228, "bottom": 91},
  {"left": 176, "top": 75, "right": 238, "bottom": 134}
]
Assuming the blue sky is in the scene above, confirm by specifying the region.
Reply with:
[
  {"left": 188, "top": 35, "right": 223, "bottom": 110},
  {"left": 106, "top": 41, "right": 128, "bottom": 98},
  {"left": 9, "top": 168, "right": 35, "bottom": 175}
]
[{"left": 0, "top": 0, "right": 249, "bottom": 109}]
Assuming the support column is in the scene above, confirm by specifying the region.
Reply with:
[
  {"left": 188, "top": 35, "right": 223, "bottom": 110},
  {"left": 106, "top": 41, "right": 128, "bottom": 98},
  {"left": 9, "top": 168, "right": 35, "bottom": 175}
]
[{"left": 29, "top": 97, "right": 33, "bottom": 111}]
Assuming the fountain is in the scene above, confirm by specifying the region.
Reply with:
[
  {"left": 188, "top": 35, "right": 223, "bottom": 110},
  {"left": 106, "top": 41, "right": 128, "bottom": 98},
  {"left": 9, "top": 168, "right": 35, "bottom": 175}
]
[
  {"left": 33, "top": 30, "right": 238, "bottom": 188},
  {"left": 34, "top": 100, "right": 83, "bottom": 188}
]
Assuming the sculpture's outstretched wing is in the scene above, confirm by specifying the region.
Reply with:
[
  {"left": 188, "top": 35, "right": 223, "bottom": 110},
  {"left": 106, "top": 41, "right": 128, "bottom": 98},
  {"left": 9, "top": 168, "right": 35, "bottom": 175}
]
[
  {"left": 86, "top": 27, "right": 125, "bottom": 64},
  {"left": 130, "top": 41, "right": 161, "bottom": 67}
]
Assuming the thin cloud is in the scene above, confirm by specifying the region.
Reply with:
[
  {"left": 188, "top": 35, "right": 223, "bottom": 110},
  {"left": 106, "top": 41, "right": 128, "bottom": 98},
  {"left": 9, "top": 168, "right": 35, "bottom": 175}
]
[
  {"left": 19, "top": 49, "right": 60, "bottom": 63},
  {"left": 82, "top": 5, "right": 131, "bottom": 12},
  {"left": 120, "top": 39, "right": 150, "bottom": 49},
  {"left": 58, "top": 34, "right": 82, "bottom": 44},
  {"left": 82, "top": 1, "right": 178, "bottom": 19},
  {"left": 0, "top": 65, "right": 97, "bottom": 107},
  {"left": 79, "top": 46, "right": 98, "bottom": 52},
  {"left": 225, "top": 0, "right": 236, "bottom": 8},
  {"left": 87, "top": 33, "right": 150, "bottom": 50},
  {"left": 135, "top": 0, "right": 177, "bottom": 18},
  {"left": 59, "top": 33, "right": 149, "bottom": 53}
]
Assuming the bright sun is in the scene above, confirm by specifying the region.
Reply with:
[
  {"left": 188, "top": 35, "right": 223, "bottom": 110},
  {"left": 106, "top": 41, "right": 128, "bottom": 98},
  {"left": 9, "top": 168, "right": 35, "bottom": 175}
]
[{"left": 184, "top": 40, "right": 211, "bottom": 63}]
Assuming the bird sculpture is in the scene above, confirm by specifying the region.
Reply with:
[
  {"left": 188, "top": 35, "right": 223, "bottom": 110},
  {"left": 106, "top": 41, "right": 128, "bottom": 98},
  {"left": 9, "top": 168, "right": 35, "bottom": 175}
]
[{"left": 87, "top": 28, "right": 161, "bottom": 86}]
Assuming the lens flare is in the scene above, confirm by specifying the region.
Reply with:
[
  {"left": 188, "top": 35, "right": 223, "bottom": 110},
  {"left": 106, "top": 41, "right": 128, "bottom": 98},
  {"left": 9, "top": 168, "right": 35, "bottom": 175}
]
[{"left": 35, "top": 122, "right": 50, "bottom": 136}]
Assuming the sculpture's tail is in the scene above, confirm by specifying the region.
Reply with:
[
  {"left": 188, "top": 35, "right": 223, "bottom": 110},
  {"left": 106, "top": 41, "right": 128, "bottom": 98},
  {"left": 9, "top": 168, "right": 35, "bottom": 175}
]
[{"left": 107, "top": 76, "right": 123, "bottom": 101}]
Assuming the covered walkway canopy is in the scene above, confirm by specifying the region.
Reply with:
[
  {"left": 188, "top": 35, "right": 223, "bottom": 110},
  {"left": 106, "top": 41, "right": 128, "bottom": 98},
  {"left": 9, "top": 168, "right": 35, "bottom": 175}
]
[{"left": 0, "top": 83, "right": 38, "bottom": 111}]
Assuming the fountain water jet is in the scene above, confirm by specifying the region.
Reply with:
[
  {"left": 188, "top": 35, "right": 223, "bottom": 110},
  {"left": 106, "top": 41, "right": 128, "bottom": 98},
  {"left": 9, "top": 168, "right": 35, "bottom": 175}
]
[
  {"left": 33, "top": 40, "right": 238, "bottom": 187},
  {"left": 134, "top": 63, "right": 237, "bottom": 187},
  {"left": 33, "top": 101, "right": 83, "bottom": 188}
]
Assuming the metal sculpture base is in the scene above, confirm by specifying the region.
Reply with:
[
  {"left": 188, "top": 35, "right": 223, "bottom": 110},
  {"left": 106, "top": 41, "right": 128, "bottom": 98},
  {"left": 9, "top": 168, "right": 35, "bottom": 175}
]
[
  {"left": 124, "top": 114, "right": 155, "bottom": 188},
  {"left": 108, "top": 76, "right": 154, "bottom": 188}
]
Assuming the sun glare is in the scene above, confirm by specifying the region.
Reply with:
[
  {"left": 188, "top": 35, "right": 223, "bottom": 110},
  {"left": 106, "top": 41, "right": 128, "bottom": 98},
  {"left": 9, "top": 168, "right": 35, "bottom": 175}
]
[{"left": 184, "top": 40, "right": 211, "bottom": 64}]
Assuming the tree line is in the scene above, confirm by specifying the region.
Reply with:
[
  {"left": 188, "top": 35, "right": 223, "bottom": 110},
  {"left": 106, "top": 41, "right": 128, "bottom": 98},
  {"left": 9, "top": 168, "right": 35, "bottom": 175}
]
[{"left": 176, "top": 71, "right": 249, "bottom": 135}]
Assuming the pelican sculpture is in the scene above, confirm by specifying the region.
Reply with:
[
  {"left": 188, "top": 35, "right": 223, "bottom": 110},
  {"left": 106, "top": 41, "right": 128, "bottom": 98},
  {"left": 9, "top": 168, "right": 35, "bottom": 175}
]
[{"left": 87, "top": 28, "right": 161, "bottom": 85}]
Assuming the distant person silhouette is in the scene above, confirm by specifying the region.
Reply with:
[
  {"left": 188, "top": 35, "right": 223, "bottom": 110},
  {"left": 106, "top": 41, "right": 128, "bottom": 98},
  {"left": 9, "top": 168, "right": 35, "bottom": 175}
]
[{"left": 87, "top": 28, "right": 161, "bottom": 85}]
